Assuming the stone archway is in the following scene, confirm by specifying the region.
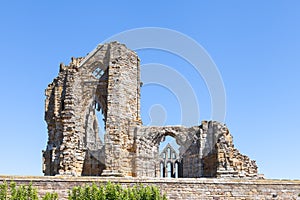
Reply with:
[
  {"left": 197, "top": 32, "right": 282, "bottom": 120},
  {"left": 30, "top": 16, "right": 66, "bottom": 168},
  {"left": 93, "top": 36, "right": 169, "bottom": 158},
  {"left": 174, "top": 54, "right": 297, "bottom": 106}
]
[{"left": 133, "top": 126, "right": 201, "bottom": 177}]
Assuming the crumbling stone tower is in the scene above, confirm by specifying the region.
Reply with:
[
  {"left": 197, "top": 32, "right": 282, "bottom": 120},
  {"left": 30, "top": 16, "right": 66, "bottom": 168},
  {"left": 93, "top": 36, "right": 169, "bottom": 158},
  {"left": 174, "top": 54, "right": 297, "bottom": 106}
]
[
  {"left": 43, "top": 42, "right": 142, "bottom": 176},
  {"left": 43, "top": 41, "right": 258, "bottom": 178}
]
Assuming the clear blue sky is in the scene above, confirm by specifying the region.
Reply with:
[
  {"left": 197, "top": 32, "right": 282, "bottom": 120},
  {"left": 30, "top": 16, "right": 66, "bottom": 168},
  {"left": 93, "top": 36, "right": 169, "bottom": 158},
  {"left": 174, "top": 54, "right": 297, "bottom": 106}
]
[{"left": 0, "top": 1, "right": 299, "bottom": 179}]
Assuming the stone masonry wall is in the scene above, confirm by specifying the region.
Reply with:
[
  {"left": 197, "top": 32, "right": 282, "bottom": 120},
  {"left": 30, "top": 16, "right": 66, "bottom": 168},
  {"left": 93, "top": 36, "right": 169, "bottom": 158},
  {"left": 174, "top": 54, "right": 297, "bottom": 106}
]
[
  {"left": 133, "top": 121, "right": 258, "bottom": 178},
  {"left": 103, "top": 43, "right": 142, "bottom": 176},
  {"left": 44, "top": 41, "right": 258, "bottom": 178},
  {"left": 200, "top": 121, "right": 258, "bottom": 178},
  {"left": 134, "top": 125, "right": 200, "bottom": 177},
  {"left": 44, "top": 42, "right": 142, "bottom": 177},
  {"left": 1, "top": 176, "right": 300, "bottom": 200}
]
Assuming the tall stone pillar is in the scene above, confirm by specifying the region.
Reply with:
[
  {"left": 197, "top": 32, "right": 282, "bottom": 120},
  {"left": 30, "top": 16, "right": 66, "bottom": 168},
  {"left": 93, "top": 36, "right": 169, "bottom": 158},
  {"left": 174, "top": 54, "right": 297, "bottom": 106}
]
[{"left": 102, "top": 42, "right": 142, "bottom": 176}]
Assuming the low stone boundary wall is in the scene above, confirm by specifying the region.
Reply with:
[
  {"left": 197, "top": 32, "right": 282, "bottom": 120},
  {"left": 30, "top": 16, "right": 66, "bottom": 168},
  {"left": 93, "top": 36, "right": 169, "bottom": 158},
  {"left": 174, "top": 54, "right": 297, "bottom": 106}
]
[{"left": 0, "top": 176, "right": 300, "bottom": 199}]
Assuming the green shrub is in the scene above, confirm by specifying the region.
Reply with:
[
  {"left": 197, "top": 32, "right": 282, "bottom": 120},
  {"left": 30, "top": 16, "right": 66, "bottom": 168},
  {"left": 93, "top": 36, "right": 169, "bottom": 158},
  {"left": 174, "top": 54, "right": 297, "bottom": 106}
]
[
  {"left": 0, "top": 181, "right": 58, "bottom": 200},
  {"left": 0, "top": 181, "right": 167, "bottom": 200},
  {"left": 42, "top": 192, "right": 58, "bottom": 200},
  {"left": 0, "top": 181, "right": 8, "bottom": 200},
  {"left": 68, "top": 182, "right": 168, "bottom": 200}
]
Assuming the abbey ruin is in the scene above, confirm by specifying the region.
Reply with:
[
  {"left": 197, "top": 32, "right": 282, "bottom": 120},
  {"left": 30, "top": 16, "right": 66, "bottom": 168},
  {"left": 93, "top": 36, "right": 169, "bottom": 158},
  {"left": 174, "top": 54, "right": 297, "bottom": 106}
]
[{"left": 43, "top": 41, "right": 258, "bottom": 178}]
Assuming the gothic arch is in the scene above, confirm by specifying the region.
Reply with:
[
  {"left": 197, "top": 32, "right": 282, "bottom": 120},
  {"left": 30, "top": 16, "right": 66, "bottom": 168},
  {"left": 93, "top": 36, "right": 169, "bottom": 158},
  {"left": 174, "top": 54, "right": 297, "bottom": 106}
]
[{"left": 134, "top": 126, "right": 199, "bottom": 177}]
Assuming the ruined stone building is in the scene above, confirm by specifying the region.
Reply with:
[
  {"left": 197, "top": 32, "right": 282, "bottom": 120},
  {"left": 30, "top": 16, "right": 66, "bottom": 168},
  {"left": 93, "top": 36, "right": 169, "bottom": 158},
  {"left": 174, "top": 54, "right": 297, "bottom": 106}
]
[
  {"left": 43, "top": 41, "right": 258, "bottom": 178},
  {"left": 159, "top": 143, "right": 181, "bottom": 178}
]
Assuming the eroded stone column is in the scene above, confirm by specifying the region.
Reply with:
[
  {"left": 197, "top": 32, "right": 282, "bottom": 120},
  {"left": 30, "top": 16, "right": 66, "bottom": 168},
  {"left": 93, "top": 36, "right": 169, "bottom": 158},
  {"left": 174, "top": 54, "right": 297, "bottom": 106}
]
[{"left": 102, "top": 43, "right": 142, "bottom": 176}]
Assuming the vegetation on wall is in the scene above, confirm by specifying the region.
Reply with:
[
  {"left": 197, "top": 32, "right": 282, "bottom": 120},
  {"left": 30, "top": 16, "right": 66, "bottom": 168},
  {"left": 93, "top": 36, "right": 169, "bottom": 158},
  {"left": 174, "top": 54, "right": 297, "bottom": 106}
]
[
  {"left": 0, "top": 181, "right": 58, "bottom": 200},
  {"left": 0, "top": 181, "right": 167, "bottom": 200},
  {"left": 68, "top": 182, "right": 167, "bottom": 200}
]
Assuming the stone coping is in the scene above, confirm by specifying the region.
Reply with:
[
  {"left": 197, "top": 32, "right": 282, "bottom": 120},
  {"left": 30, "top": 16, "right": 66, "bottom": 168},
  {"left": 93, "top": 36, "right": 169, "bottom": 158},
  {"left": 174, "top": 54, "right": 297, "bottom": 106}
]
[{"left": 1, "top": 175, "right": 300, "bottom": 185}]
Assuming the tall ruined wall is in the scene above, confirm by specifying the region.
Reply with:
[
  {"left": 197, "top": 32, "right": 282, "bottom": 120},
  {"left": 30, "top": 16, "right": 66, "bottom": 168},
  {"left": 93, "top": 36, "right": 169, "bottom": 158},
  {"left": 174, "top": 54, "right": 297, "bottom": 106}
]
[
  {"left": 183, "top": 121, "right": 258, "bottom": 178},
  {"left": 43, "top": 42, "right": 142, "bottom": 177},
  {"left": 200, "top": 121, "right": 258, "bottom": 178},
  {"left": 43, "top": 57, "right": 89, "bottom": 176},
  {"left": 102, "top": 43, "right": 142, "bottom": 176},
  {"left": 1, "top": 176, "right": 300, "bottom": 200}
]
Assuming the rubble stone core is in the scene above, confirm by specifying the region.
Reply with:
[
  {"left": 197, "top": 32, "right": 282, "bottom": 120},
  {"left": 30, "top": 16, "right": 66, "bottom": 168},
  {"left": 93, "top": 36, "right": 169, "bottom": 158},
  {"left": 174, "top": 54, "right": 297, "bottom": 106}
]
[{"left": 43, "top": 41, "right": 258, "bottom": 178}]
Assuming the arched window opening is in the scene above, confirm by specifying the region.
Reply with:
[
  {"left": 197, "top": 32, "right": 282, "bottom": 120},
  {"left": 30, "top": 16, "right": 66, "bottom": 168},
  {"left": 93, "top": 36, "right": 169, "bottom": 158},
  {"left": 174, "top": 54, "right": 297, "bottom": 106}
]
[
  {"left": 160, "top": 162, "right": 164, "bottom": 178},
  {"left": 96, "top": 109, "right": 105, "bottom": 142},
  {"left": 82, "top": 97, "right": 106, "bottom": 176},
  {"left": 175, "top": 162, "right": 179, "bottom": 178},
  {"left": 159, "top": 136, "right": 179, "bottom": 156},
  {"left": 158, "top": 135, "right": 181, "bottom": 178},
  {"left": 167, "top": 162, "right": 172, "bottom": 178}
]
